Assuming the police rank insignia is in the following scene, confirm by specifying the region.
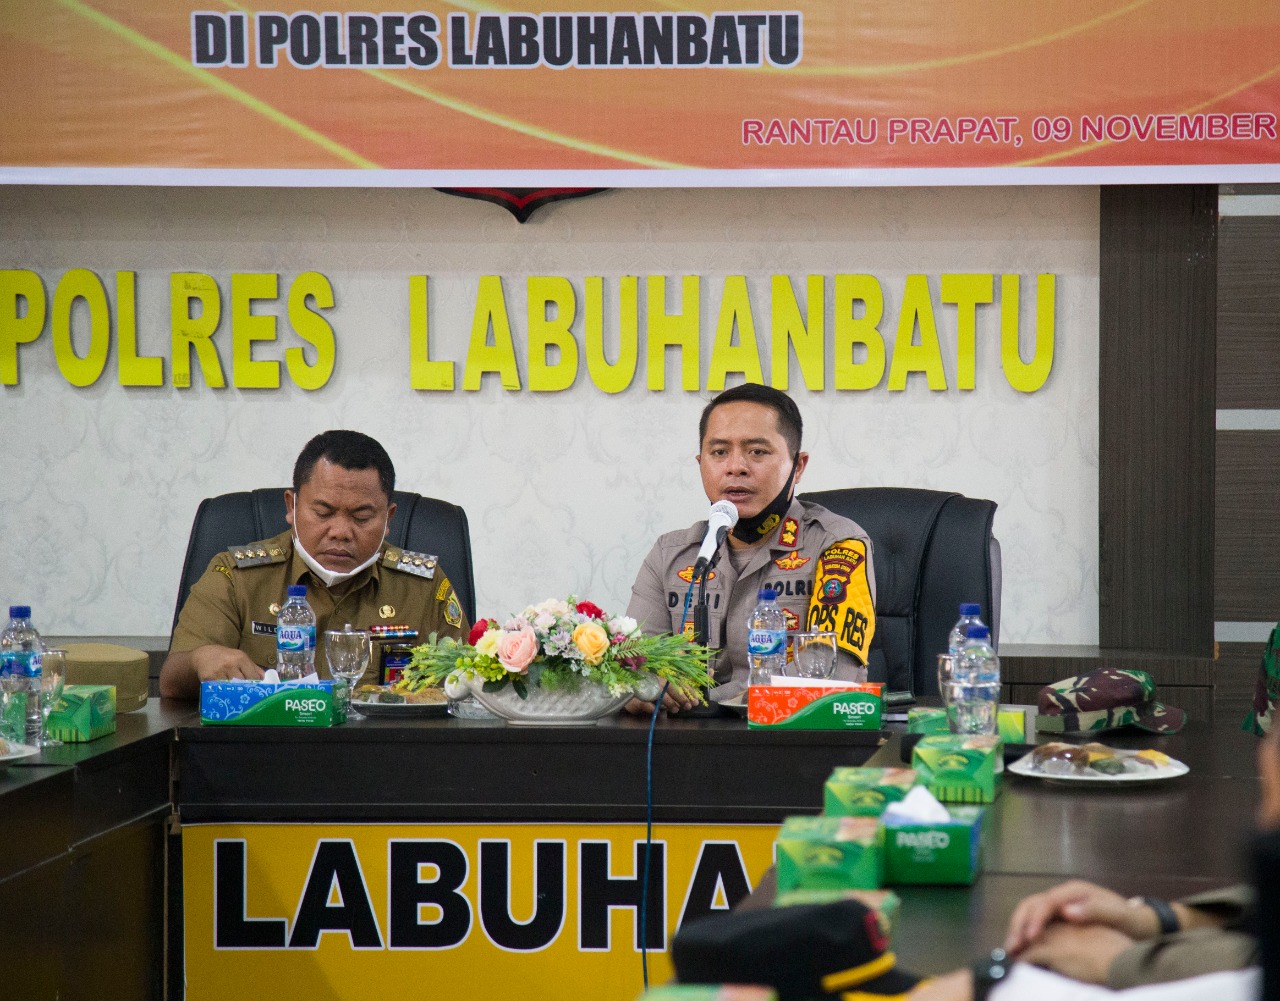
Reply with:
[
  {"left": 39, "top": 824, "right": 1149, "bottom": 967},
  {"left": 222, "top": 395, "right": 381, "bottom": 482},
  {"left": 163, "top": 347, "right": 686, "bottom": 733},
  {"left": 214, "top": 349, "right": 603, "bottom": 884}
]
[
  {"left": 268, "top": 602, "right": 280, "bottom": 616},
  {"left": 774, "top": 551, "right": 810, "bottom": 572},
  {"left": 444, "top": 591, "right": 463, "bottom": 627},
  {"left": 677, "top": 565, "right": 716, "bottom": 584},
  {"left": 778, "top": 517, "right": 800, "bottom": 548},
  {"left": 387, "top": 548, "right": 438, "bottom": 579}
]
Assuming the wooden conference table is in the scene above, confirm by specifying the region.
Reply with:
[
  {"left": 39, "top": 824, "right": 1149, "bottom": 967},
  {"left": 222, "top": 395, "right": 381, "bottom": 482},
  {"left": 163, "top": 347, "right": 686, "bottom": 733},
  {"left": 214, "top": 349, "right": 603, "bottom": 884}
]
[{"left": 0, "top": 704, "right": 1261, "bottom": 998}]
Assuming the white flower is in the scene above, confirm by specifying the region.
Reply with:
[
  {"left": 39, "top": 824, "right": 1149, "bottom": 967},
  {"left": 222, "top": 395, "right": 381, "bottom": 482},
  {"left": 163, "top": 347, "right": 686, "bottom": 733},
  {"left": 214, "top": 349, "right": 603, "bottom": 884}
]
[
  {"left": 608, "top": 615, "right": 639, "bottom": 638},
  {"left": 533, "top": 611, "right": 558, "bottom": 632},
  {"left": 530, "top": 598, "right": 571, "bottom": 618}
]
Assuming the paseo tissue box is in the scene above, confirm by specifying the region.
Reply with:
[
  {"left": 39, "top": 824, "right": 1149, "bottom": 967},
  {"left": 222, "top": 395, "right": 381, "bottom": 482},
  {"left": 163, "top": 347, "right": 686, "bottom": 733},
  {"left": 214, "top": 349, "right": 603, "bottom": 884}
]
[
  {"left": 748, "top": 682, "right": 883, "bottom": 730},
  {"left": 823, "top": 767, "right": 919, "bottom": 817},
  {"left": 911, "top": 735, "right": 1002, "bottom": 803},
  {"left": 200, "top": 680, "right": 334, "bottom": 726},
  {"left": 45, "top": 684, "right": 117, "bottom": 742},
  {"left": 772, "top": 888, "right": 901, "bottom": 939},
  {"left": 884, "top": 806, "right": 985, "bottom": 885},
  {"left": 774, "top": 815, "right": 884, "bottom": 891}
]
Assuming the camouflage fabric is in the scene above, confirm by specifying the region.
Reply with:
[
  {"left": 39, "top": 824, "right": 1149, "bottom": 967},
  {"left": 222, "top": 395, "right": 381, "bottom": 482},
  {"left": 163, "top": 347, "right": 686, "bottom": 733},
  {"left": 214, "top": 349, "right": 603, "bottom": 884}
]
[
  {"left": 1036, "top": 668, "right": 1186, "bottom": 734},
  {"left": 1242, "top": 623, "right": 1280, "bottom": 736}
]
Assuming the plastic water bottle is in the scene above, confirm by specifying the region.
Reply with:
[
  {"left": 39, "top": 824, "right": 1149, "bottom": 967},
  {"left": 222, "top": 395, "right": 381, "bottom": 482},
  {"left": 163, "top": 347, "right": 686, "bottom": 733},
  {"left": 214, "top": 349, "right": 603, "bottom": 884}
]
[
  {"left": 953, "top": 625, "right": 1000, "bottom": 735},
  {"left": 948, "top": 603, "right": 987, "bottom": 657},
  {"left": 746, "top": 588, "right": 786, "bottom": 687},
  {"left": 0, "top": 606, "right": 43, "bottom": 744},
  {"left": 276, "top": 585, "right": 316, "bottom": 681}
]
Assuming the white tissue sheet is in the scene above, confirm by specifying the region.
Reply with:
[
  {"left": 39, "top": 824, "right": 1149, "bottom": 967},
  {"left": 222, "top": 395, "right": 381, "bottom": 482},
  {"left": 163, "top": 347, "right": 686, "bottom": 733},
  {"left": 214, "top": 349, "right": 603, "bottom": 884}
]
[{"left": 881, "top": 785, "right": 951, "bottom": 825}]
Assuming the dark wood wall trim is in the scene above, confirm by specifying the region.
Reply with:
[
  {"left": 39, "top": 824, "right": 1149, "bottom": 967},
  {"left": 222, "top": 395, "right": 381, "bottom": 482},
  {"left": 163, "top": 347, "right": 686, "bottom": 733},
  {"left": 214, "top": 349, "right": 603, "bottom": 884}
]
[{"left": 1099, "top": 186, "right": 1217, "bottom": 656}]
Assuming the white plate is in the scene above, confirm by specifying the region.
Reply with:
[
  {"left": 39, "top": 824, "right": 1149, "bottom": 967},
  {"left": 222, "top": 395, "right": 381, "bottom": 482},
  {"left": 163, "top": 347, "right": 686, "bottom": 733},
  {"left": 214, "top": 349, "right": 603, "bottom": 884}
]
[
  {"left": 0, "top": 740, "right": 40, "bottom": 766},
  {"left": 717, "top": 695, "right": 748, "bottom": 717},
  {"left": 351, "top": 699, "right": 448, "bottom": 718},
  {"left": 1009, "top": 749, "right": 1189, "bottom": 784}
]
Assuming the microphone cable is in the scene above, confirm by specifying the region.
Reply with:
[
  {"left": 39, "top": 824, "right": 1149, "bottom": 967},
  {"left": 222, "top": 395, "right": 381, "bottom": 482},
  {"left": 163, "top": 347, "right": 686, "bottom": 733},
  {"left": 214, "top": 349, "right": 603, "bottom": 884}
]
[{"left": 640, "top": 678, "right": 669, "bottom": 991}]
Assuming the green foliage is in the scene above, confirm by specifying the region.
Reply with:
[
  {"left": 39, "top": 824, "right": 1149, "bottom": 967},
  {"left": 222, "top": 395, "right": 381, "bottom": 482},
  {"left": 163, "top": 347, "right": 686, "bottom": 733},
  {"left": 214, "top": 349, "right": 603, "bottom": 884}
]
[{"left": 404, "top": 627, "right": 714, "bottom": 701}]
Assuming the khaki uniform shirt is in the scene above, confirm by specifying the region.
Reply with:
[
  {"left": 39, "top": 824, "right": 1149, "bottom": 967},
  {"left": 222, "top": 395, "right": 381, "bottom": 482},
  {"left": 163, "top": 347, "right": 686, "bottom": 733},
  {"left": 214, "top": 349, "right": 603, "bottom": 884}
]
[
  {"left": 170, "top": 529, "right": 469, "bottom": 685},
  {"left": 1109, "top": 885, "right": 1258, "bottom": 989},
  {"left": 627, "top": 499, "right": 876, "bottom": 701}
]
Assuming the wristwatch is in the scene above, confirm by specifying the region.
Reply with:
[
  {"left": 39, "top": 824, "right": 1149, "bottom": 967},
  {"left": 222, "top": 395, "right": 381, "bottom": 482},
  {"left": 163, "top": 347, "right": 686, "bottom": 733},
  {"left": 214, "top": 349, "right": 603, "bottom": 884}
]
[
  {"left": 971, "top": 947, "right": 1010, "bottom": 1001},
  {"left": 1132, "top": 895, "right": 1181, "bottom": 935}
]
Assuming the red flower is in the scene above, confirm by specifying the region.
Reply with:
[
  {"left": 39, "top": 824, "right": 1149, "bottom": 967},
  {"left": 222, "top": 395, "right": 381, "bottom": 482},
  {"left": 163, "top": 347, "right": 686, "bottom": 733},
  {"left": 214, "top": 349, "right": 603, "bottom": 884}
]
[
  {"left": 575, "top": 600, "right": 606, "bottom": 620},
  {"left": 468, "top": 619, "right": 495, "bottom": 645}
]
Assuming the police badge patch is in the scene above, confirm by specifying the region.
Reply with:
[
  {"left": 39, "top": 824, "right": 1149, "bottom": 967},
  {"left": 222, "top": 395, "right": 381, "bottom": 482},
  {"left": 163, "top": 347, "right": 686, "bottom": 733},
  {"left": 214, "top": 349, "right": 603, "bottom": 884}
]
[
  {"left": 806, "top": 539, "right": 875, "bottom": 665},
  {"left": 444, "top": 590, "right": 463, "bottom": 628}
]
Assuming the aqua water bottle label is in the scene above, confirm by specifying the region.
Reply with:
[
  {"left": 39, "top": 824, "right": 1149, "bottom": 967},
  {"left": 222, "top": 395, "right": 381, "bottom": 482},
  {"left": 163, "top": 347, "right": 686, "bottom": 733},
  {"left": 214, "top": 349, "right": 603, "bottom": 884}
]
[
  {"left": 277, "top": 626, "right": 316, "bottom": 653},
  {"left": 0, "top": 651, "right": 40, "bottom": 678},
  {"left": 747, "top": 629, "right": 785, "bottom": 656}
]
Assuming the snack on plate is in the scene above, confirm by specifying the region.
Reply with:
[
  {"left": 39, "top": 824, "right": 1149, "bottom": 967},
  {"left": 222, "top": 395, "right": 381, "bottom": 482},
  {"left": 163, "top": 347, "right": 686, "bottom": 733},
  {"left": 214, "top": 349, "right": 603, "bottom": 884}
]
[
  {"left": 356, "top": 683, "right": 446, "bottom": 705},
  {"left": 0, "top": 737, "right": 10, "bottom": 754},
  {"left": 1026, "top": 742, "right": 1177, "bottom": 776}
]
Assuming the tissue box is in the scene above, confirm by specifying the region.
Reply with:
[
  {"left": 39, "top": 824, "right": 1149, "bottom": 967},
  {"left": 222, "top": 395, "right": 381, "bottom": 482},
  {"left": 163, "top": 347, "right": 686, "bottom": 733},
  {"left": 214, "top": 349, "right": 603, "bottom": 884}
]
[
  {"left": 911, "top": 735, "right": 1002, "bottom": 803},
  {"left": 200, "top": 681, "right": 334, "bottom": 726},
  {"left": 824, "top": 767, "right": 919, "bottom": 817},
  {"left": 775, "top": 815, "right": 884, "bottom": 891},
  {"left": 45, "top": 684, "right": 117, "bottom": 742},
  {"left": 773, "top": 888, "right": 901, "bottom": 939},
  {"left": 907, "top": 707, "right": 950, "bottom": 735},
  {"left": 748, "top": 683, "right": 882, "bottom": 730},
  {"left": 884, "top": 806, "right": 984, "bottom": 885},
  {"left": 638, "top": 987, "right": 776, "bottom": 1001},
  {"left": 997, "top": 704, "right": 1038, "bottom": 743}
]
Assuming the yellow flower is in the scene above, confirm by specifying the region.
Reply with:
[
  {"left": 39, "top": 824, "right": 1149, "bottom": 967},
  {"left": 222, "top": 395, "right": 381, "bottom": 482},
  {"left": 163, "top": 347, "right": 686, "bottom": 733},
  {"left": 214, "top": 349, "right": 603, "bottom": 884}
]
[
  {"left": 572, "top": 622, "right": 610, "bottom": 665},
  {"left": 474, "top": 630, "right": 501, "bottom": 659}
]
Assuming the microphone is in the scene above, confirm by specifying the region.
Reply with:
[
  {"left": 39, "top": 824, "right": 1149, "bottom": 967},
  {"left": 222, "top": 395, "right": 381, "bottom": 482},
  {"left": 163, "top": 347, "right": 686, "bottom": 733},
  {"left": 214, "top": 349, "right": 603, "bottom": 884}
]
[{"left": 693, "top": 500, "right": 739, "bottom": 573}]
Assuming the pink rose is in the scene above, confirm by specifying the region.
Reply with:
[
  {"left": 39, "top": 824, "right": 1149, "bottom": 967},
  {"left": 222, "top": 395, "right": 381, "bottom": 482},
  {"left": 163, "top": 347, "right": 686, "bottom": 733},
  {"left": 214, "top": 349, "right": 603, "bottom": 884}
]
[{"left": 497, "top": 623, "right": 539, "bottom": 674}]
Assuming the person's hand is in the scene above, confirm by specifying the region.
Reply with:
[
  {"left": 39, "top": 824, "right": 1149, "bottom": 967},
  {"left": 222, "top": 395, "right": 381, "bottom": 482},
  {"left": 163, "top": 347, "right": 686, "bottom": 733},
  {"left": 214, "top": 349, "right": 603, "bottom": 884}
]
[
  {"left": 1018, "top": 922, "right": 1135, "bottom": 985},
  {"left": 1258, "top": 725, "right": 1280, "bottom": 831},
  {"left": 190, "top": 644, "right": 265, "bottom": 683},
  {"left": 1005, "top": 880, "right": 1158, "bottom": 953},
  {"left": 623, "top": 685, "right": 699, "bottom": 717},
  {"left": 907, "top": 970, "right": 973, "bottom": 1001}
]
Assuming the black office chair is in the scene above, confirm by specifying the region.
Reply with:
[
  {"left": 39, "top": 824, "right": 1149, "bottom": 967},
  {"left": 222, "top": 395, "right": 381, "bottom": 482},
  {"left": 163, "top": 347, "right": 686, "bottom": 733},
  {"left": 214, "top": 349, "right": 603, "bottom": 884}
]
[
  {"left": 171, "top": 488, "right": 476, "bottom": 632},
  {"left": 799, "top": 488, "right": 1000, "bottom": 697}
]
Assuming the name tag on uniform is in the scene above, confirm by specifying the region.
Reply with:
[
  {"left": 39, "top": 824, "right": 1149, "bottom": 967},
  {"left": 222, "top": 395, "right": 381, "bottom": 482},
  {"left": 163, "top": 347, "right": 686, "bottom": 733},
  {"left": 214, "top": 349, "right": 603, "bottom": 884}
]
[{"left": 251, "top": 621, "right": 277, "bottom": 636}]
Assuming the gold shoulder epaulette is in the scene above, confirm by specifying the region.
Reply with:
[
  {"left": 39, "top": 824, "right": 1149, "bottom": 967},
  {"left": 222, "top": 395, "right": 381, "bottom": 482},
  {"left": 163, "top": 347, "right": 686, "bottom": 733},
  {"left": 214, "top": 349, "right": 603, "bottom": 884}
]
[
  {"left": 383, "top": 547, "right": 438, "bottom": 579},
  {"left": 229, "top": 541, "right": 289, "bottom": 569}
]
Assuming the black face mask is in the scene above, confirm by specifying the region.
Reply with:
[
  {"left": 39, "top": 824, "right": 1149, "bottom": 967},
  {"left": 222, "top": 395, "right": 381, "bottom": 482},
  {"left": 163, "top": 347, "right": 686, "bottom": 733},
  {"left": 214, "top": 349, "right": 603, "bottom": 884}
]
[{"left": 731, "top": 459, "right": 797, "bottom": 545}]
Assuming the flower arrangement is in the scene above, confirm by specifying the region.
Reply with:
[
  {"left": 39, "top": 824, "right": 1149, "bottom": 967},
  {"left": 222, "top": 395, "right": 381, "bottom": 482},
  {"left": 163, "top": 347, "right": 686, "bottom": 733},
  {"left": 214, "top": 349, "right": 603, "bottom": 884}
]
[{"left": 403, "top": 597, "right": 713, "bottom": 702}]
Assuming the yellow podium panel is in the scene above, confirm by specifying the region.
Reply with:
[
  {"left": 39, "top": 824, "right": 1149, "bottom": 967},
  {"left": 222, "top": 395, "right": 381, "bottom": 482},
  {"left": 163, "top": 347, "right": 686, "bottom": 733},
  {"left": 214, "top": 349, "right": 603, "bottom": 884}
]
[{"left": 182, "top": 822, "right": 779, "bottom": 1001}]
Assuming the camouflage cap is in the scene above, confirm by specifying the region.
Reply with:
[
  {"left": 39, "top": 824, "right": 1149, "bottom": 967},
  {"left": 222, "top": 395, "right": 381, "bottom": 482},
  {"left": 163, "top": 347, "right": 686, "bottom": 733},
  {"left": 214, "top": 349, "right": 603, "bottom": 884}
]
[{"left": 1036, "top": 668, "right": 1185, "bottom": 734}]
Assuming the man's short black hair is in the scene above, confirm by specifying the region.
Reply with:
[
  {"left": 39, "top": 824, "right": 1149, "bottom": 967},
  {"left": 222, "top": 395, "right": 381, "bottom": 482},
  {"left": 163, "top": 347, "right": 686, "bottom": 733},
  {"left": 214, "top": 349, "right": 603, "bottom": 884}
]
[
  {"left": 699, "top": 383, "right": 803, "bottom": 457},
  {"left": 293, "top": 430, "right": 395, "bottom": 501}
]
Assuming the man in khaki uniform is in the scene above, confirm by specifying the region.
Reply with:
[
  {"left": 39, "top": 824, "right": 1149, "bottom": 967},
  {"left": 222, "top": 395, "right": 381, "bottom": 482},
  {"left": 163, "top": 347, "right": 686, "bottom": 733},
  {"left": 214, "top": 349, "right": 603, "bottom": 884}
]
[
  {"left": 160, "top": 430, "right": 468, "bottom": 699},
  {"left": 626, "top": 384, "right": 876, "bottom": 713}
]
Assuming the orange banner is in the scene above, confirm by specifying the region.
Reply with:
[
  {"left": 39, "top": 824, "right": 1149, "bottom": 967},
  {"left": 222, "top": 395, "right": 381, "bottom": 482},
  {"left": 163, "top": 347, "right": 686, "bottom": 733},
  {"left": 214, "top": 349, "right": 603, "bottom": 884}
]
[{"left": 2, "top": 0, "right": 1278, "bottom": 183}]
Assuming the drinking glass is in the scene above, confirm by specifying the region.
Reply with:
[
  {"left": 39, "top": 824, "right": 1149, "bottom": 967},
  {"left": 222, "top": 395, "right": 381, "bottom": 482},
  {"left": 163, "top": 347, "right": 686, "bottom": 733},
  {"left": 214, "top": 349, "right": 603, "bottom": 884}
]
[
  {"left": 324, "top": 626, "right": 371, "bottom": 720},
  {"left": 787, "top": 632, "right": 838, "bottom": 679},
  {"left": 937, "top": 653, "right": 959, "bottom": 704},
  {"left": 39, "top": 648, "right": 67, "bottom": 747}
]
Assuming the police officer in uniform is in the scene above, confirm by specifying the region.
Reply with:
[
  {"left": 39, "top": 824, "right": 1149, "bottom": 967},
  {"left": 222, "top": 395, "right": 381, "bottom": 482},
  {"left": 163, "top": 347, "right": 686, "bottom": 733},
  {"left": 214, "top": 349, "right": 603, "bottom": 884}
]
[
  {"left": 626, "top": 383, "right": 876, "bottom": 714},
  {"left": 159, "top": 430, "right": 468, "bottom": 699}
]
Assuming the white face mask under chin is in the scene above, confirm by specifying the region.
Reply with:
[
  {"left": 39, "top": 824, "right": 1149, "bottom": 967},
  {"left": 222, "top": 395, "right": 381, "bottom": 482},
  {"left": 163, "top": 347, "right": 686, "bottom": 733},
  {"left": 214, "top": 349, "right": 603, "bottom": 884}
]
[{"left": 293, "top": 524, "right": 386, "bottom": 587}]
